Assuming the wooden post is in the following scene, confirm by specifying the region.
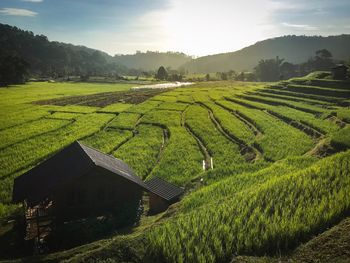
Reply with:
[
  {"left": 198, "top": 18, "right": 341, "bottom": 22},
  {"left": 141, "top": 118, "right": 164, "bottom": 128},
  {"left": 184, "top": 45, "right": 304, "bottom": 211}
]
[{"left": 36, "top": 208, "right": 40, "bottom": 241}]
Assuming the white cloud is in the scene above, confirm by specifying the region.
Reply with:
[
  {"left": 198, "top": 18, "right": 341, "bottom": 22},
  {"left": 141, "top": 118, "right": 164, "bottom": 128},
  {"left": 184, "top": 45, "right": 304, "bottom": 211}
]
[
  {"left": 21, "top": 0, "right": 43, "bottom": 2},
  {"left": 282, "top": 22, "right": 318, "bottom": 31},
  {"left": 0, "top": 8, "right": 38, "bottom": 17}
]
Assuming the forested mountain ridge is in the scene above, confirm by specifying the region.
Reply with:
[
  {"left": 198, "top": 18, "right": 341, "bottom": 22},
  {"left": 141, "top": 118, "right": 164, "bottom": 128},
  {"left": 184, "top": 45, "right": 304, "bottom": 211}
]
[
  {"left": 2, "top": 23, "right": 350, "bottom": 77},
  {"left": 0, "top": 23, "right": 117, "bottom": 77},
  {"left": 182, "top": 35, "right": 350, "bottom": 73},
  {"left": 0, "top": 23, "right": 191, "bottom": 77}
]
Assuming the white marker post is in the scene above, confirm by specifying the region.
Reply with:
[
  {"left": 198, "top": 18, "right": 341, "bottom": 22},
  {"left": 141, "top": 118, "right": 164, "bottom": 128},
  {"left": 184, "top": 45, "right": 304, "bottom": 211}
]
[
  {"left": 210, "top": 157, "right": 213, "bottom": 170},
  {"left": 202, "top": 160, "right": 205, "bottom": 170}
]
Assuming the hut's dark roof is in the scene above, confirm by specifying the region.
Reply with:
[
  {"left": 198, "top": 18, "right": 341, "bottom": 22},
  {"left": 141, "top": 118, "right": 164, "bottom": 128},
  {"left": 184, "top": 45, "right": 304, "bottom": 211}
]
[
  {"left": 332, "top": 64, "right": 348, "bottom": 69},
  {"left": 80, "top": 143, "right": 143, "bottom": 185},
  {"left": 144, "top": 177, "right": 184, "bottom": 201},
  {"left": 12, "top": 141, "right": 146, "bottom": 206}
]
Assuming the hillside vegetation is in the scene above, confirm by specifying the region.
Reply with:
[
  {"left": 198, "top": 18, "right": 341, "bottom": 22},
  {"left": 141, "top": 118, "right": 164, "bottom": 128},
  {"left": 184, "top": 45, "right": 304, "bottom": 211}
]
[
  {"left": 2, "top": 23, "right": 350, "bottom": 78},
  {"left": 0, "top": 73, "right": 349, "bottom": 262},
  {"left": 183, "top": 35, "right": 350, "bottom": 72},
  {"left": 0, "top": 23, "right": 191, "bottom": 78}
]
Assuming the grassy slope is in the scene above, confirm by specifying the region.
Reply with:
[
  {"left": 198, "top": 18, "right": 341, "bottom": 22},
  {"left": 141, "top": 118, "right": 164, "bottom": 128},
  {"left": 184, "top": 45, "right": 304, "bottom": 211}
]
[
  {"left": 0, "top": 78, "right": 349, "bottom": 262},
  {"left": 232, "top": 216, "right": 350, "bottom": 263},
  {"left": 0, "top": 82, "right": 133, "bottom": 218}
]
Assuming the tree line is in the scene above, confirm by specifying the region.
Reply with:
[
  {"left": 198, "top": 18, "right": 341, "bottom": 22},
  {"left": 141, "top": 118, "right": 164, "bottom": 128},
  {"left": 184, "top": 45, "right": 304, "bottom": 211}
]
[
  {"left": 1, "top": 23, "right": 349, "bottom": 86},
  {"left": 0, "top": 24, "right": 188, "bottom": 86},
  {"left": 212, "top": 49, "right": 349, "bottom": 82},
  {"left": 253, "top": 49, "right": 340, "bottom": 81}
]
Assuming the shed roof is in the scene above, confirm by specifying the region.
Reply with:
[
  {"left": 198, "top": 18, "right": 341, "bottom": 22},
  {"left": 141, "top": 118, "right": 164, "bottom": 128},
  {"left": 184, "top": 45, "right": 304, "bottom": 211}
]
[
  {"left": 144, "top": 177, "right": 184, "bottom": 202},
  {"left": 12, "top": 141, "right": 146, "bottom": 206},
  {"left": 332, "top": 64, "right": 348, "bottom": 69}
]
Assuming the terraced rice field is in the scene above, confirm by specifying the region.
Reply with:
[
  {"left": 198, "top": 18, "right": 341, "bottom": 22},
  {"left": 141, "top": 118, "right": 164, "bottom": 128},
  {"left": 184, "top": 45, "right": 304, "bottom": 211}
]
[{"left": 0, "top": 78, "right": 349, "bottom": 262}]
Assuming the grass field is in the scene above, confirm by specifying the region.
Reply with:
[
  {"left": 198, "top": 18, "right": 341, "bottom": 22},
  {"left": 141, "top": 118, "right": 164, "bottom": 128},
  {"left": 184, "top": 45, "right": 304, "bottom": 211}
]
[{"left": 0, "top": 77, "right": 349, "bottom": 262}]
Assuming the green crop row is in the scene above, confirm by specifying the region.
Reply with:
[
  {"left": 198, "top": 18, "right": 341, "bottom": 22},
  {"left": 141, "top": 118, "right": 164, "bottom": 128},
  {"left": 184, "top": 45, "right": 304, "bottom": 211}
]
[
  {"left": 231, "top": 96, "right": 339, "bottom": 134},
  {"left": 99, "top": 103, "right": 133, "bottom": 113},
  {"left": 47, "top": 112, "right": 84, "bottom": 120},
  {"left": 0, "top": 105, "right": 50, "bottom": 130},
  {"left": 202, "top": 102, "right": 256, "bottom": 145},
  {"left": 337, "top": 108, "right": 350, "bottom": 123},
  {"left": 252, "top": 91, "right": 333, "bottom": 106},
  {"left": 147, "top": 150, "right": 350, "bottom": 263},
  {"left": 0, "top": 118, "right": 71, "bottom": 149},
  {"left": 185, "top": 105, "right": 245, "bottom": 168},
  {"left": 152, "top": 95, "right": 178, "bottom": 102},
  {"left": 0, "top": 82, "right": 132, "bottom": 105},
  {"left": 108, "top": 112, "right": 141, "bottom": 130},
  {"left": 260, "top": 88, "right": 344, "bottom": 104},
  {"left": 279, "top": 84, "right": 350, "bottom": 99},
  {"left": 0, "top": 113, "right": 114, "bottom": 204},
  {"left": 216, "top": 100, "right": 314, "bottom": 161},
  {"left": 142, "top": 110, "right": 203, "bottom": 185},
  {"left": 176, "top": 95, "right": 194, "bottom": 103},
  {"left": 113, "top": 124, "right": 164, "bottom": 179},
  {"left": 180, "top": 156, "right": 317, "bottom": 213},
  {"left": 330, "top": 125, "right": 350, "bottom": 150},
  {"left": 82, "top": 129, "right": 133, "bottom": 154},
  {"left": 142, "top": 110, "right": 182, "bottom": 127},
  {"left": 157, "top": 102, "right": 189, "bottom": 111},
  {"left": 126, "top": 100, "right": 162, "bottom": 114},
  {"left": 149, "top": 127, "right": 204, "bottom": 185},
  {"left": 239, "top": 94, "right": 328, "bottom": 114},
  {"left": 42, "top": 105, "right": 99, "bottom": 113}
]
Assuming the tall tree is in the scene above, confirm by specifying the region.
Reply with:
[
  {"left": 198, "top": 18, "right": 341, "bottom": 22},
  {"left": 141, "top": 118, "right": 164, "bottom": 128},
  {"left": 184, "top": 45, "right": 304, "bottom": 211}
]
[
  {"left": 280, "top": 62, "right": 296, "bottom": 80},
  {"left": 156, "top": 66, "right": 168, "bottom": 80},
  {"left": 304, "top": 49, "right": 335, "bottom": 71},
  {"left": 316, "top": 49, "right": 332, "bottom": 59},
  {"left": 0, "top": 53, "right": 29, "bottom": 86},
  {"left": 254, "top": 56, "right": 284, "bottom": 81}
]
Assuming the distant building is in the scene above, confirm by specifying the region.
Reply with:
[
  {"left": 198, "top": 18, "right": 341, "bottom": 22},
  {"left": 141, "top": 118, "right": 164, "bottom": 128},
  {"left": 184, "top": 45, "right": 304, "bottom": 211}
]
[
  {"left": 331, "top": 64, "right": 348, "bottom": 80},
  {"left": 12, "top": 141, "right": 183, "bottom": 240}
]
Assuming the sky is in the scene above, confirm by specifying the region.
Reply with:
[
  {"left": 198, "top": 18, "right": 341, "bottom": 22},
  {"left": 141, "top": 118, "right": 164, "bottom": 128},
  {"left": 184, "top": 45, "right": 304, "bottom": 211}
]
[{"left": 1, "top": 0, "right": 350, "bottom": 56}]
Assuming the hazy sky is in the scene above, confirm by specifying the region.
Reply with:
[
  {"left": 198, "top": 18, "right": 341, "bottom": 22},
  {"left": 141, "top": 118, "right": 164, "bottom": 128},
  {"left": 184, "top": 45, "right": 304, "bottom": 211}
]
[{"left": 1, "top": 0, "right": 350, "bottom": 56}]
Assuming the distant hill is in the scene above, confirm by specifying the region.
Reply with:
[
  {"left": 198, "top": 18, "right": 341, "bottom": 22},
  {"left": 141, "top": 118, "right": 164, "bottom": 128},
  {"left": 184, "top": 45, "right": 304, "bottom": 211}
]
[
  {"left": 182, "top": 35, "right": 350, "bottom": 73},
  {"left": 113, "top": 51, "right": 192, "bottom": 71},
  {"left": 0, "top": 23, "right": 191, "bottom": 77},
  {"left": 0, "top": 23, "right": 118, "bottom": 76},
  {"left": 2, "top": 23, "right": 350, "bottom": 76}
]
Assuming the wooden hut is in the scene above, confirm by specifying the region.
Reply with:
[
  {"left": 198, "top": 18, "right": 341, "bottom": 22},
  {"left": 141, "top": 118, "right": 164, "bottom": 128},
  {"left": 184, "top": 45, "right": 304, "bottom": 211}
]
[
  {"left": 12, "top": 141, "right": 147, "bottom": 222},
  {"left": 331, "top": 64, "right": 348, "bottom": 80},
  {"left": 12, "top": 141, "right": 184, "bottom": 225},
  {"left": 145, "top": 177, "right": 184, "bottom": 214}
]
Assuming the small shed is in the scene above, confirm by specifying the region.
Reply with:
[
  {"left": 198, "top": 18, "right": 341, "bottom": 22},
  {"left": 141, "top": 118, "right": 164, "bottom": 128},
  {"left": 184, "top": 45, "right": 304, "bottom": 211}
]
[
  {"left": 12, "top": 141, "right": 147, "bottom": 222},
  {"left": 331, "top": 64, "right": 348, "bottom": 80},
  {"left": 145, "top": 177, "right": 184, "bottom": 214},
  {"left": 12, "top": 141, "right": 185, "bottom": 223}
]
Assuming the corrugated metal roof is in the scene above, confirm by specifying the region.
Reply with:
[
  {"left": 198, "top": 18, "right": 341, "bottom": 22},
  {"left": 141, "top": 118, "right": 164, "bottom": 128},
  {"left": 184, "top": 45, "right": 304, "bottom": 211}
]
[
  {"left": 78, "top": 142, "right": 146, "bottom": 187},
  {"left": 144, "top": 177, "right": 184, "bottom": 201},
  {"left": 12, "top": 141, "right": 146, "bottom": 206},
  {"left": 12, "top": 141, "right": 185, "bottom": 206}
]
